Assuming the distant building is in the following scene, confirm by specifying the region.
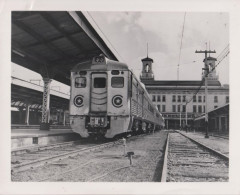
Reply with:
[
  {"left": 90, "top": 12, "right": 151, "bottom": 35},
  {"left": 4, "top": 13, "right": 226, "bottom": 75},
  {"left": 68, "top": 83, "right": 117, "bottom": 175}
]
[{"left": 140, "top": 56, "right": 229, "bottom": 130}]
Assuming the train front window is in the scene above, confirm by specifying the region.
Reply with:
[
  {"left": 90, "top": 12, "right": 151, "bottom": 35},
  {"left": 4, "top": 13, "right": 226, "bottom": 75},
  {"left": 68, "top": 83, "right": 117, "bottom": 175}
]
[
  {"left": 75, "top": 77, "right": 86, "bottom": 88},
  {"left": 111, "top": 77, "right": 124, "bottom": 88},
  {"left": 94, "top": 78, "right": 106, "bottom": 88}
]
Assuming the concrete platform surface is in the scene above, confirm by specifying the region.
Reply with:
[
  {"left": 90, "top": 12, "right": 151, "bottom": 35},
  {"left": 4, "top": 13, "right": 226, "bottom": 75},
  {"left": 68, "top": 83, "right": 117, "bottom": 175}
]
[
  {"left": 12, "top": 128, "right": 74, "bottom": 139},
  {"left": 177, "top": 130, "right": 229, "bottom": 157},
  {"left": 11, "top": 128, "right": 80, "bottom": 149}
]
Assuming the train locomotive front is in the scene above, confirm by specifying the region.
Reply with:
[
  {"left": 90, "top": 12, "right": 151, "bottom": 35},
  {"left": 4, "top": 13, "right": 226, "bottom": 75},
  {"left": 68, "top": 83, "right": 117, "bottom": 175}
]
[{"left": 69, "top": 55, "right": 164, "bottom": 138}]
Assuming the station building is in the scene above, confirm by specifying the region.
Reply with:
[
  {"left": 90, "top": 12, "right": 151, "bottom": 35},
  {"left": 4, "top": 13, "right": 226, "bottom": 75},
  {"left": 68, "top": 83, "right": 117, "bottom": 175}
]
[{"left": 140, "top": 56, "right": 229, "bottom": 131}]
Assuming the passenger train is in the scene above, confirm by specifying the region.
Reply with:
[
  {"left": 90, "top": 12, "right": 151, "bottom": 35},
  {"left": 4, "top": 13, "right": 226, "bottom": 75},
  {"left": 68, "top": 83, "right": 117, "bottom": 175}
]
[{"left": 69, "top": 55, "right": 165, "bottom": 138}]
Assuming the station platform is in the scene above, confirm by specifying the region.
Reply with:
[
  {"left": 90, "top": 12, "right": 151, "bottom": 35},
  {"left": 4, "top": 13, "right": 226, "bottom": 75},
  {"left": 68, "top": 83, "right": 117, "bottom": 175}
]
[
  {"left": 176, "top": 130, "right": 229, "bottom": 157},
  {"left": 11, "top": 126, "right": 81, "bottom": 149}
]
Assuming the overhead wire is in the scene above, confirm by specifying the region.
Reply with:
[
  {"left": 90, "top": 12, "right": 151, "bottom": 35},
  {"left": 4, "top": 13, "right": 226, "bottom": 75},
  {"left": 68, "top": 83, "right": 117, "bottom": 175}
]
[
  {"left": 177, "top": 12, "right": 187, "bottom": 80},
  {"left": 216, "top": 44, "right": 229, "bottom": 60},
  {"left": 185, "top": 44, "right": 229, "bottom": 104}
]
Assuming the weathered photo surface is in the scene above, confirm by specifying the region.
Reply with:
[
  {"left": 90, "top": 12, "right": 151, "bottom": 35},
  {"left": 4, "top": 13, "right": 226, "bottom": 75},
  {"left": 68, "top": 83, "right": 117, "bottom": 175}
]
[{"left": 0, "top": 1, "right": 239, "bottom": 194}]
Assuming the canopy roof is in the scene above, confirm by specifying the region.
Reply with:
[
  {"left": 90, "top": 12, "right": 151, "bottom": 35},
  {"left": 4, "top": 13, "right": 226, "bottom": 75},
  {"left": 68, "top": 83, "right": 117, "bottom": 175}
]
[{"left": 11, "top": 11, "right": 118, "bottom": 85}]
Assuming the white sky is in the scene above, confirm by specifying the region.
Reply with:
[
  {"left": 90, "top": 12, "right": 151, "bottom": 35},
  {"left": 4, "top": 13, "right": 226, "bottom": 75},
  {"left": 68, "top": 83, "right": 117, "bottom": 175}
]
[
  {"left": 87, "top": 12, "right": 229, "bottom": 84},
  {"left": 12, "top": 11, "right": 229, "bottom": 93}
]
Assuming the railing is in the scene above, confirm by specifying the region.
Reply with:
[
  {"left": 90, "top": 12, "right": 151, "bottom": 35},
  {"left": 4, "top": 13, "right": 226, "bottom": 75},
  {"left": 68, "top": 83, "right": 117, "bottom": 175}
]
[{"left": 162, "top": 113, "right": 195, "bottom": 119}]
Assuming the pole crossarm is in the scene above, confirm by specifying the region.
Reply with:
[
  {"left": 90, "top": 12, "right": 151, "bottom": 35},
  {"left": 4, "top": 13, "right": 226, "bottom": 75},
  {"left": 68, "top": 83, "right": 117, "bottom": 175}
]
[{"left": 195, "top": 50, "right": 216, "bottom": 54}]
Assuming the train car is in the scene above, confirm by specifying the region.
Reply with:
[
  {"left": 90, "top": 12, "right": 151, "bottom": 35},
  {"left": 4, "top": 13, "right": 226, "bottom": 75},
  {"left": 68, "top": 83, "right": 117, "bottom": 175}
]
[{"left": 69, "top": 55, "right": 165, "bottom": 138}]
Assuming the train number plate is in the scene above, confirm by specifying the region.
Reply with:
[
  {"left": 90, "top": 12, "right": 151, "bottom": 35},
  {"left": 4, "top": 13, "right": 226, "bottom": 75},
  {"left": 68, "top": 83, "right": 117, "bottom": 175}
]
[{"left": 90, "top": 117, "right": 107, "bottom": 127}]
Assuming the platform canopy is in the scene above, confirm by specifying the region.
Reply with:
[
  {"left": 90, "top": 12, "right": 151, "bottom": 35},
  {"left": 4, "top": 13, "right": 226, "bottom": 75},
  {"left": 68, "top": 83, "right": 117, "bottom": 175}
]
[
  {"left": 11, "top": 11, "right": 118, "bottom": 85},
  {"left": 11, "top": 83, "right": 69, "bottom": 110}
]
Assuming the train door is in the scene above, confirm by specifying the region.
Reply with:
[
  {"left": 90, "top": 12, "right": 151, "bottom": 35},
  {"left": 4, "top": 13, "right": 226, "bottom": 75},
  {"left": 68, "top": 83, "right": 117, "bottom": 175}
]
[{"left": 90, "top": 73, "right": 108, "bottom": 112}]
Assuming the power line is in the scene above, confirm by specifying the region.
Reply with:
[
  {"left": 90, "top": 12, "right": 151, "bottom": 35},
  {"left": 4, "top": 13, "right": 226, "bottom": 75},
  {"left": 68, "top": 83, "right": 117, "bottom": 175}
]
[
  {"left": 212, "top": 50, "right": 229, "bottom": 72},
  {"left": 177, "top": 12, "right": 187, "bottom": 80},
  {"left": 216, "top": 44, "right": 229, "bottom": 60},
  {"left": 86, "top": 12, "right": 126, "bottom": 62},
  {"left": 186, "top": 46, "right": 229, "bottom": 104}
]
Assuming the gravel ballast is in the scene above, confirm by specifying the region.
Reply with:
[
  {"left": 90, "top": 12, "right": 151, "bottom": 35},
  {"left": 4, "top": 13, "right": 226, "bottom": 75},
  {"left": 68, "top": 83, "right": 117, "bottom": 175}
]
[
  {"left": 167, "top": 132, "right": 228, "bottom": 182},
  {"left": 12, "top": 130, "right": 168, "bottom": 182},
  {"left": 179, "top": 131, "right": 229, "bottom": 156}
]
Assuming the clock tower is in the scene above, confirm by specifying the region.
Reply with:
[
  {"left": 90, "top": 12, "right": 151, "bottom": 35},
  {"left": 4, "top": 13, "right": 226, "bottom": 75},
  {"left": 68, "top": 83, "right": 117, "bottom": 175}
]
[{"left": 140, "top": 56, "right": 154, "bottom": 81}]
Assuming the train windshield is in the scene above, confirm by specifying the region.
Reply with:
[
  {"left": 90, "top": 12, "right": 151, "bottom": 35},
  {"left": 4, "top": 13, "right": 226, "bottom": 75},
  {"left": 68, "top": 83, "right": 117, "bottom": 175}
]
[
  {"left": 111, "top": 77, "right": 124, "bottom": 88},
  {"left": 94, "top": 78, "right": 106, "bottom": 88},
  {"left": 75, "top": 77, "right": 86, "bottom": 88}
]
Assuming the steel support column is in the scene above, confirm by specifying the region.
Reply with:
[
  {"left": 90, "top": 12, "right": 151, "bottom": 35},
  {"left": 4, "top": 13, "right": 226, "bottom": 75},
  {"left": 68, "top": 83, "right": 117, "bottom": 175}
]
[
  {"left": 25, "top": 102, "right": 30, "bottom": 125},
  {"left": 214, "top": 118, "right": 217, "bottom": 131},
  {"left": 219, "top": 117, "right": 222, "bottom": 132},
  {"left": 40, "top": 78, "right": 52, "bottom": 130},
  {"left": 63, "top": 110, "right": 66, "bottom": 126},
  {"left": 219, "top": 116, "right": 222, "bottom": 132}
]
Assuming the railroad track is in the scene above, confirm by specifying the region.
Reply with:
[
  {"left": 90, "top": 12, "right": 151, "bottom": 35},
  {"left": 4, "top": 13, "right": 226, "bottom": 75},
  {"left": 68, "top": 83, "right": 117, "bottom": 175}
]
[
  {"left": 161, "top": 131, "right": 229, "bottom": 182},
  {"left": 11, "top": 139, "right": 121, "bottom": 173},
  {"left": 12, "top": 132, "right": 162, "bottom": 182}
]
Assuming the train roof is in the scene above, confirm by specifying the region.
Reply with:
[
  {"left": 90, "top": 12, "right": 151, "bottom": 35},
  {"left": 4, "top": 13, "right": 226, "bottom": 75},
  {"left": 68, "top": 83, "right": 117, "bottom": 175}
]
[{"left": 71, "top": 56, "right": 129, "bottom": 72}]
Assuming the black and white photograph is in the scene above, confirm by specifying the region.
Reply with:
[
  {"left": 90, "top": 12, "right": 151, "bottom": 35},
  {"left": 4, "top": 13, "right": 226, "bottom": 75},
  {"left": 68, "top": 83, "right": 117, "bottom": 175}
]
[{"left": 0, "top": 0, "right": 240, "bottom": 194}]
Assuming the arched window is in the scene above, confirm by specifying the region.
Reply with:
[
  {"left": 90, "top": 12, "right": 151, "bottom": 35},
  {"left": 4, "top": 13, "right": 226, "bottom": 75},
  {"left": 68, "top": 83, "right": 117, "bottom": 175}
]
[{"left": 145, "top": 64, "right": 150, "bottom": 72}]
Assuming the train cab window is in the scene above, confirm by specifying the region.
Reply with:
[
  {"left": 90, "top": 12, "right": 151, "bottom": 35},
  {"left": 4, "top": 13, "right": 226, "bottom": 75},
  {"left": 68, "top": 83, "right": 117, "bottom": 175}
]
[
  {"left": 75, "top": 77, "right": 86, "bottom": 88},
  {"left": 94, "top": 78, "right": 106, "bottom": 88},
  {"left": 111, "top": 77, "right": 124, "bottom": 88}
]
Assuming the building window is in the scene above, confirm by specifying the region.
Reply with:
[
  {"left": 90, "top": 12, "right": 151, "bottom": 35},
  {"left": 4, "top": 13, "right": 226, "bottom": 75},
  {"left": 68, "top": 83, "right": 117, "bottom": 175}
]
[
  {"left": 157, "top": 105, "right": 161, "bottom": 111},
  {"left": 162, "top": 105, "right": 166, "bottom": 112},
  {"left": 214, "top": 96, "right": 218, "bottom": 103},
  {"left": 203, "top": 106, "right": 205, "bottom": 113},
  {"left": 177, "top": 105, "right": 180, "bottom": 112},
  {"left": 157, "top": 95, "right": 161, "bottom": 102},
  {"left": 182, "top": 105, "right": 186, "bottom": 112},
  {"left": 182, "top": 95, "right": 186, "bottom": 102},
  {"left": 193, "top": 105, "right": 197, "bottom": 113},
  {"left": 162, "top": 95, "right": 166, "bottom": 102},
  {"left": 198, "top": 105, "right": 202, "bottom": 113},
  {"left": 226, "top": 96, "right": 229, "bottom": 103},
  {"left": 214, "top": 106, "right": 218, "bottom": 109},
  {"left": 198, "top": 96, "right": 202, "bottom": 102},
  {"left": 178, "top": 95, "right": 181, "bottom": 102},
  {"left": 203, "top": 96, "right": 205, "bottom": 102},
  {"left": 172, "top": 95, "right": 176, "bottom": 102},
  {"left": 178, "top": 105, "right": 182, "bottom": 112},
  {"left": 152, "top": 95, "right": 156, "bottom": 102},
  {"left": 172, "top": 105, "right": 176, "bottom": 112},
  {"left": 193, "top": 95, "right": 196, "bottom": 102}
]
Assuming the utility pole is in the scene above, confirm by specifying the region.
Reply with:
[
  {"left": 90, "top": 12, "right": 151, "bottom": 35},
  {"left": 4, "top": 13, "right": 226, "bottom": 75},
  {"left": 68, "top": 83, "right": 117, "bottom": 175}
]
[
  {"left": 179, "top": 104, "right": 181, "bottom": 130},
  {"left": 195, "top": 49, "right": 216, "bottom": 138}
]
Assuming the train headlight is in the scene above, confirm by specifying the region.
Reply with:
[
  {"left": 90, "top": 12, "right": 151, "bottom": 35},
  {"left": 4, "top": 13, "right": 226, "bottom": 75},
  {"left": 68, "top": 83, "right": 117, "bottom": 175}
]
[
  {"left": 74, "top": 95, "right": 84, "bottom": 107},
  {"left": 112, "top": 95, "right": 123, "bottom": 108}
]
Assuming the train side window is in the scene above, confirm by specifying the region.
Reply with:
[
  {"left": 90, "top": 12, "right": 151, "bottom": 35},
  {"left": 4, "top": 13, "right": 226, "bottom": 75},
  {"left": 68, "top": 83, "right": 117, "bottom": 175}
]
[
  {"left": 75, "top": 77, "right": 86, "bottom": 88},
  {"left": 94, "top": 78, "right": 106, "bottom": 88},
  {"left": 111, "top": 77, "right": 124, "bottom": 88}
]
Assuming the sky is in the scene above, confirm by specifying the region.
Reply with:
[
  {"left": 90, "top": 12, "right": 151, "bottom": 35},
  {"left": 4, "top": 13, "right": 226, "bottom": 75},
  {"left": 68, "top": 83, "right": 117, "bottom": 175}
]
[
  {"left": 87, "top": 12, "right": 229, "bottom": 84},
  {"left": 12, "top": 11, "right": 229, "bottom": 93}
]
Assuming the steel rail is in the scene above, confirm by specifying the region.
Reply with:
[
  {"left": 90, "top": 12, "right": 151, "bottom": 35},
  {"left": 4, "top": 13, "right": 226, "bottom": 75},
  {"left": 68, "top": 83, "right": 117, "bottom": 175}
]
[
  {"left": 160, "top": 132, "right": 170, "bottom": 182},
  {"left": 176, "top": 130, "right": 229, "bottom": 162},
  {"left": 11, "top": 140, "right": 122, "bottom": 173}
]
